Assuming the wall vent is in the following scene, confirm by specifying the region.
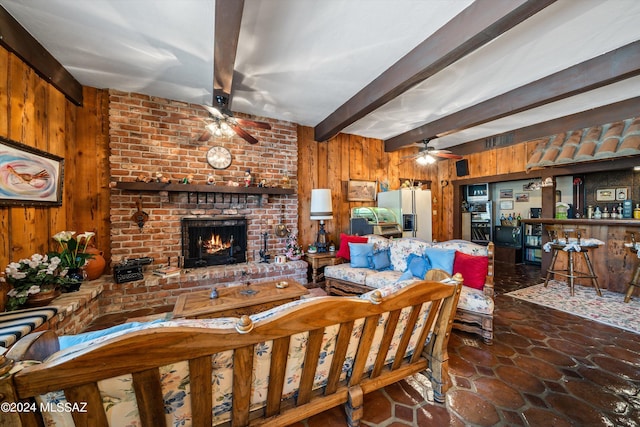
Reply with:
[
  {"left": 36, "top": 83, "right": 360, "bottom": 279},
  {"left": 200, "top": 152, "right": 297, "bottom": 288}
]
[{"left": 484, "top": 132, "right": 514, "bottom": 149}]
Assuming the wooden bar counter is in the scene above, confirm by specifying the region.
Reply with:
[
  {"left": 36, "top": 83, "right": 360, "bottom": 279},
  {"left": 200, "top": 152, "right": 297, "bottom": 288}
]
[{"left": 522, "top": 218, "right": 640, "bottom": 295}]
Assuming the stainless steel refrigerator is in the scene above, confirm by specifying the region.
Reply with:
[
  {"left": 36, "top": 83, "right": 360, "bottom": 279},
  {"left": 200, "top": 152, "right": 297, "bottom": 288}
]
[{"left": 377, "top": 189, "right": 432, "bottom": 241}]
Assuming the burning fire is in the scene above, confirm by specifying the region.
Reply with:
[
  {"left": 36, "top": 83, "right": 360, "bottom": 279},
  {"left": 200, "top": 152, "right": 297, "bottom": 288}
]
[{"left": 203, "top": 234, "right": 231, "bottom": 254}]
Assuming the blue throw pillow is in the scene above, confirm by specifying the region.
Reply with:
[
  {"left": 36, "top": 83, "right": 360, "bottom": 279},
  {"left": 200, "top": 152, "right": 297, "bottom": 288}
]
[
  {"left": 424, "top": 248, "right": 456, "bottom": 274},
  {"left": 369, "top": 248, "right": 391, "bottom": 271},
  {"left": 349, "top": 242, "right": 374, "bottom": 268},
  {"left": 396, "top": 269, "right": 414, "bottom": 283},
  {"left": 406, "top": 253, "right": 431, "bottom": 279}
]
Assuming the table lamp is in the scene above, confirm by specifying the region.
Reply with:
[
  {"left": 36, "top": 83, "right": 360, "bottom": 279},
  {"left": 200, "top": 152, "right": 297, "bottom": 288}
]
[{"left": 310, "top": 189, "right": 333, "bottom": 253}]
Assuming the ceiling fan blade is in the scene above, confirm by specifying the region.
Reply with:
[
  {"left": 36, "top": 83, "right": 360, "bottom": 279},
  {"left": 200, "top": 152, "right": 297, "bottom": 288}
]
[
  {"left": 235, "top": 118, "right": 271, "bottom": 130},
  {"left": 231, "top": 124, "right": 259, "bottom": 144},
  {"left": 202, "top": 104, "right": 224, "bottom": 118},
  {"left": 197, "top": 129, "right": 212, "bottom": 142},
  {"left": 433, "top": 151, "right": 463, "bottom": 159}
]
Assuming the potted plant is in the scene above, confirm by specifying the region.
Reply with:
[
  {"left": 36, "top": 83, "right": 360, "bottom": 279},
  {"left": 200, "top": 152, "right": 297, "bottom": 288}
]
[
  {"left": 285, "top": 233, "right": 304, "bottom": 261},
  {"left": 2, "top": 254, "right": 66, "bottom": 311},
  {"left": 51, "top": 231, "right": 95, "bottom": 291}
]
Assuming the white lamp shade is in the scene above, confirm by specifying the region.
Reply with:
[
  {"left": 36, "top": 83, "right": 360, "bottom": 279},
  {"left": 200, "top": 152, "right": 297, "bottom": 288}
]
[{"left": 310, "top": 189, "right": 333, "bottom": 220}]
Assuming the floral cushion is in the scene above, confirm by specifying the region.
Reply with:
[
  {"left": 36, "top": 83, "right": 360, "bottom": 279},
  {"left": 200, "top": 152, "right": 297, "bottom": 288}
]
[
  {"left": 364, "top": 270, "right": 411, "bottom": 289},
  {"left": 458, "top": 286, "right": 494, "bottom": 314},
  {"left": 432, "top": 239, "right": 489, "bottom": 257},
  {"left": 366, "top": 234, "right": 393, "bottom": 251},
  {"left": 324, "top": 263, "right": 369, "bottom": 285},
  {"left": 389, "top": 238, "right": 432, "bottom": 272}
]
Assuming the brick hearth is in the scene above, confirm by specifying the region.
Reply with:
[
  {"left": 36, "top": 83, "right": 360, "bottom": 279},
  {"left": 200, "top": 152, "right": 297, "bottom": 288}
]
[{"left": 95, "top": 261, "right": 308, "bottom": 314}]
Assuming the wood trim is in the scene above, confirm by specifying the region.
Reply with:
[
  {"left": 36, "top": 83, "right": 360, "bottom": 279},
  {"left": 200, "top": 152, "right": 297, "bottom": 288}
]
[
  {"left": 0, "top": 5, "right": 82, "bottom": 105},
  {"left": 386, "top": 40, "right": 640, "bottom": 151},
  {"left": 314, "top": 0, "right": 556, "bottom": 142}
]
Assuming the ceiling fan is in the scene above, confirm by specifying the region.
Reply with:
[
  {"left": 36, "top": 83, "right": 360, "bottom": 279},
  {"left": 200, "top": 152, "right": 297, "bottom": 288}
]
[
  {"left": 197, "top": 93, "right": 271, "bottom": 144},
  {"left": 402, "top": 138, "right": 463, "bottom": 165}
]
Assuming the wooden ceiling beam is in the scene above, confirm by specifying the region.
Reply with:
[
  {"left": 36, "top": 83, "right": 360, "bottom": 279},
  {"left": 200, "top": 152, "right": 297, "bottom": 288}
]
[
  {"left": 385, "top": 40, "right": 640, "bottom": 151},
  {"left": 213, "top": 0, "right": 244, "bottom": 106},
  {"left": 0, "top": 5, "right": 83, "bottom": 105},
  {"left": 313, "top": 0, "right": 557, "bottom": 142}
]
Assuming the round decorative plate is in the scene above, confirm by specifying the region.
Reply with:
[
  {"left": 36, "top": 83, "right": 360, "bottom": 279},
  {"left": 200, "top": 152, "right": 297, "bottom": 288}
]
[{"left": 207, "top": 146, "right": 232, "bottom": 169}]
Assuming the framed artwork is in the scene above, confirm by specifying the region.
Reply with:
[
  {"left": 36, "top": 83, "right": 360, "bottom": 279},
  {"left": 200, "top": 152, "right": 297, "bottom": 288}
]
[
  {"left": 347, "top": 180, "right": 377, "bottom": 202},
  {"left": 616, "top": 187, "right": 629, "bottom": 201},
  {"left": 500, "top": 189, "right": 513, "bottom": 199},
  {"left": 595, "top": 188, "right": 615, "bottom": 202},
  {"left": 0, "top": 136, "right": 64, "bottom": 206},
  {"left": 499, "top": 200, "right": 514, "bottom": 210},
  {"left": 515, "top": 193, "right": 529, "bottom": 203}
]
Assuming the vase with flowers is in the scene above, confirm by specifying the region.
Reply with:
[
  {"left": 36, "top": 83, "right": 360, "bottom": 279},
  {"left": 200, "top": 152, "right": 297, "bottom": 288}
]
[
  {"left": 2, "top": 254, "right": 66, "bottom": 311},
  {"left": 285, "top": 233, "right": 304, "bottom": 261},
  {"left": 51, "top": 231, "right": 95, "bottom": 292}
]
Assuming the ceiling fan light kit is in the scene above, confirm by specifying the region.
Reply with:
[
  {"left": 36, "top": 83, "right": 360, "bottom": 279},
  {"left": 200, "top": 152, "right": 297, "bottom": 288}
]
[
  {"left": 416, "top": 153, "right": 437, "bottom": 165},
  {"left": 206, "top": 116, "right": 237, "bottom": 138}
]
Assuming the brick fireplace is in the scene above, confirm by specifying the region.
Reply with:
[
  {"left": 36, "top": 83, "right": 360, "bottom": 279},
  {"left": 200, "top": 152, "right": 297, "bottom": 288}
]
[
  {"left": 103, "top": 90, "right": 304, "bottom": 313},
  {"left": 181, "top": 216, "right": 247, "bottom": 267}
]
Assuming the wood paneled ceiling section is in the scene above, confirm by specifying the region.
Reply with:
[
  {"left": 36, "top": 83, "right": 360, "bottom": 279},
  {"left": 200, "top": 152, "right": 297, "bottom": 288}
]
[{"left": 2, "top": 0, "right": 640, "bottom": 156}]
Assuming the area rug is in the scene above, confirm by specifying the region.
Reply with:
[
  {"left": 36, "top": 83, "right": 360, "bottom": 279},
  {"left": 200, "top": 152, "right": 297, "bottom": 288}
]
[{"left": 506, "top": 281, "right": 640, "bottom": 335}]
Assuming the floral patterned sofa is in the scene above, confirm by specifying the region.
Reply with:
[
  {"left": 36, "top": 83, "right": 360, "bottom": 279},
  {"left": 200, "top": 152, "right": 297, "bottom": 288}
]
[
  {"left": 0, "top": 279, "right": 461, "bottom": 427},
  {"left": 325, "top": 236, "right": 495, "bottom": 344}
]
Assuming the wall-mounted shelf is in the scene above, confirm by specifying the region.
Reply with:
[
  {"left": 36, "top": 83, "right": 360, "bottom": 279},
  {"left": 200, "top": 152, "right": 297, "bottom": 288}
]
[{"left": 114, "top": 181, "right": 294, "bottom": 195}]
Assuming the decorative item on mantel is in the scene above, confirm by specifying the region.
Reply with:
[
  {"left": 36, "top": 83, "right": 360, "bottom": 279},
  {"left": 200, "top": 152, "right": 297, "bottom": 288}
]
[{"left": 2, "top": 254, "right": 64, "bottom": 311}]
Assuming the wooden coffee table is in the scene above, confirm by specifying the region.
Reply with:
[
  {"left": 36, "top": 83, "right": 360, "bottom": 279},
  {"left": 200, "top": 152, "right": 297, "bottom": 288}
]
[{"left": 172, "top": 279, "right": 309, "bottom": 319}]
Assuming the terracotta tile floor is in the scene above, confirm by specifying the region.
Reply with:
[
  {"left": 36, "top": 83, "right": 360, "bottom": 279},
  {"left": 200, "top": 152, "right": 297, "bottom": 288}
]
[{"left": 86, "top": 263, "right": 640, "bottom": 426}]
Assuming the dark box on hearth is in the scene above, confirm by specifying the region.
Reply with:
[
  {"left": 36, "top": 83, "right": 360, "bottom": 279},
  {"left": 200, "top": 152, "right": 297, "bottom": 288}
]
[{"left": 113, "top": 264, "right": 144, "bottom": 283}]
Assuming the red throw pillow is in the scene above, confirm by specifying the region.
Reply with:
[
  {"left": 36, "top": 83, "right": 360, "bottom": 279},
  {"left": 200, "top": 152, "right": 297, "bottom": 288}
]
[
  {"left": 453, "top": 251, "right": 488, "bottom": 290},
  {"left": 335, "top": 233, "right": 368, "bottom": 260}
]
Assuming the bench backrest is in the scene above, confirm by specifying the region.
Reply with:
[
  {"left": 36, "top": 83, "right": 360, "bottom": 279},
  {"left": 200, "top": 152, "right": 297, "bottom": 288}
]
[{"left": 4, "top": 280, "right": 460, "bottom": 427}]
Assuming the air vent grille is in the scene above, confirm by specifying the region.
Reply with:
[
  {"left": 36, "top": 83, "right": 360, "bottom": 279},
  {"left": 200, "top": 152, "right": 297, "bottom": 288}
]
[{"left": 484, "top": 132, "right": 514, "bottom": 149}]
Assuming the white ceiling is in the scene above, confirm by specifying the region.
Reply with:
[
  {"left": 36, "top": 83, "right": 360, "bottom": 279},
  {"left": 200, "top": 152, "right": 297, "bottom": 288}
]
[{"left": 2, "top": 0, "right": 640, "bottom": 151}]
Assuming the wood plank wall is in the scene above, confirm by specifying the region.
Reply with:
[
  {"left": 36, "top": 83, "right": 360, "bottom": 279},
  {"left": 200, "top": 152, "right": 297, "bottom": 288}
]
[
  {"left": 0, "top": 48, "right": 110, "bottom": 270},
  {"left": 297, "top": 126, "right": 439, "bottom": 249}
]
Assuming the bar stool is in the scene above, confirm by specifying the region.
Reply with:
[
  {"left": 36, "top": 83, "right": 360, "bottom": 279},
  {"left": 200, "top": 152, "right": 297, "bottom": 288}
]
[
  {"left": 543, "top": 226, "right": 602, "bottom": 297},
  {"left": 624, "top": 232, "right": 640, "bottom": 303}
]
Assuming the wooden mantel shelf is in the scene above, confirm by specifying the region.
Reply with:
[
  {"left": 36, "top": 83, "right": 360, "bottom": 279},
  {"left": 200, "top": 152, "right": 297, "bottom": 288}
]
[{"left": 114, "top": 181, "right": 295, "bottom": 195}]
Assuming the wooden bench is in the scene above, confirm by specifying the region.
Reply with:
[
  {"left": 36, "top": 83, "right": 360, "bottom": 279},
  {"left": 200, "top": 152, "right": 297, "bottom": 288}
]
[{"left": 0, "top": 279, "right": 461, "bottom": 427}]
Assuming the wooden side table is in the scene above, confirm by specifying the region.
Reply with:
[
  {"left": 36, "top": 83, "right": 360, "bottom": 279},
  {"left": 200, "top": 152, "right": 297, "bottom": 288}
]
[{"left": 304, "top": 252, "right": 341, "bottom": 285}]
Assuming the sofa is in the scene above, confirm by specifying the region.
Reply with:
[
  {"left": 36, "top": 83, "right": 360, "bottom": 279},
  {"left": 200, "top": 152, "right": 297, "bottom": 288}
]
[
  {"left": 325, "top": 235, "right": 495, "bottom": 344},
  {"left": 0, "top": 279, "right": 461, "bottom": 427}
]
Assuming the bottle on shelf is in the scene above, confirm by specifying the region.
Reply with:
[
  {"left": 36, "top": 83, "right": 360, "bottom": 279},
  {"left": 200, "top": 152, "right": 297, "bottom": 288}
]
[
  {"left": 634, "top": 204, "right": 640, "bottom": 220},
  {"left": 594, "top": 206, "right": 602, "bottom": 219}
]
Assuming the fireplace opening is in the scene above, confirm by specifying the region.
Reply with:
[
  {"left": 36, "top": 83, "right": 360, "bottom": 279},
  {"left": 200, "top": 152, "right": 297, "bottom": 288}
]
[{"left": 181, "top": 217, "right": 247, "bottom": 268}]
